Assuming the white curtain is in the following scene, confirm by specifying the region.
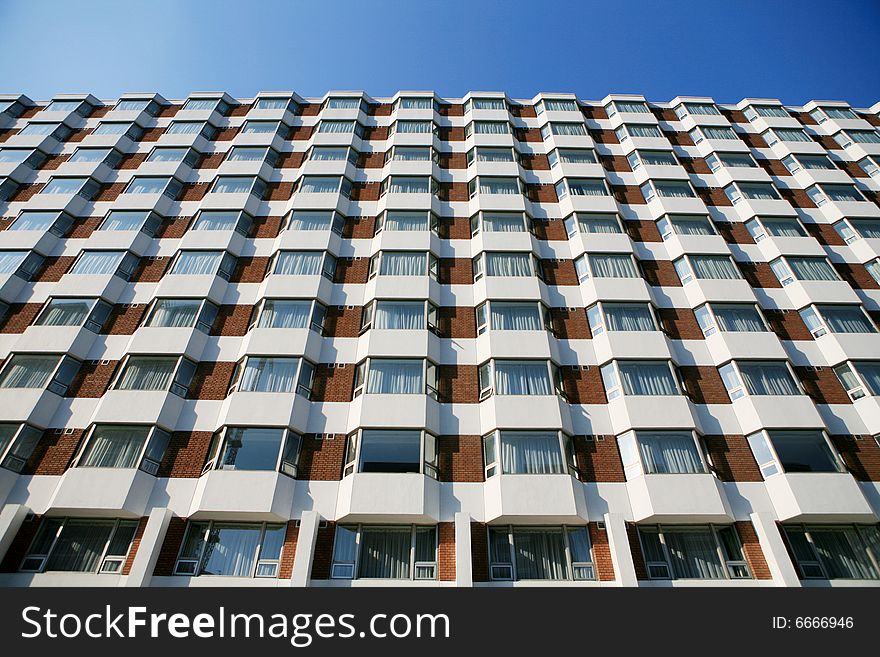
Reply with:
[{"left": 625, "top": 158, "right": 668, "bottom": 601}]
[
  {"left": 101, "top": 211, "right": 147, "bottom": 231},
  {"left": 486, "top": 253, "right": 531, "bottom": 276},
  {"left": 619, "top": 362, "right": 677, "bottom": 395},
  {"left": 193, "top": 212, "right": 238, "bottom": 230},
  {"left": 740, "top": 183, "right": 778, "bottom": 200},
  {"left": 714, "top": 305, "right": 764, "bottom": 332},
  {"left": 395, "top": 120, "right": 431, "bottom": 133},
  {"left": 332, "top": 526, "right": 358, "bottom": 569},
  {"left": 628, "top": 125, "right": 662, "bottom": 138},
  {"left": 258, "top": 300, "right": 310, "bottom": 329},
  {"left": 476, "top": 149, "right": 514, "bottom": 162},
  {"left": 319, "top": 120, "right": 355, "bottom": 133},
  {"left": 671, "top": 217, "right": 714, "bottom": 235},
  {"left": 367, "top": 360, "right": 423, "bottom": 394},
  {"left": 665, "top": 529, "right": 726, "bottom": 579},
  {"left": 380, "top": 252, "right": 426, "bottom": 276},
  {"left": 656, "top": 182, "right": 694, "bottom": 198},
  {"left": 80, "top": 426, "right": 147, "bottom": 468},
  {"left": 579, "top": 215, "right": 620, "bottom": 233},
  {"left": 38, "top": 299, "right": 91, "bottom": 326},
  {"left": 10, "top": 212, "right": 58, "bottom": 230},
  {"left": 776, "top": 128, "right": 811, "bottom": 143},
  {"left": 638, "top": 432, "right": 702, "bottom": 473},
  {"left": 762, "top": 219, "right": 804, "bottom": 237},
  {"left": 44, "top": 521, "right": 114, "bottom": 572},
  {"left": 117, "top": 357, "right": 176, "bottom": 390},
  {"left": 389, "top": 178, "right": 429, "bottom": 193},
  {"left": 310, "top": 147, "right": 347, "bottom": 161},
  {"left": 0, "top": 355, "right": 58, "bottom": 388},
  {"left": 490, "top": 303, "right": 541, "bottom": 330},
  {"left": 147, "top": 299, "right": 200, "bottom": 328},
  {"left": 289, "top": 212, "right": 332, "bottom": 230},
  {"left": 604, "top": 304, "right": 654, "bottom": 331},
  {"left": 559, "top": 149, "right": 596, "bottom": 164},
  {"left": 589, "top": 254, "right": 637, "bottom": 278},
  {"left": 495, "top": 361, "right": 552, "bottom": 395},
  {"left": 385, "top": 212, "right": 428, "bottom": 231},
  {"left": 483, "top": 214, "right": 525, "bottom": 232},
  {"left": 126, "top": 178, "right": 167, "bottom": 194},
  {"left": 300, "top": 177, "right": 340, "bottom": 193},
  {"left": 569, "top": 180, "right": 608, "bottom": 196},
  {"left": 788, "top": 257, "right": 838, "bottom": 281},
  {"left": 855, "top": 363, "right": 880, "bottom": 396},
  {"left": 501, "top": 431, "right": 564, "bottom": 474},
  {"left": 393, "top": 147, "right": 430, "bottom": 161},
  {"left": 359, "top": 528, "right": 411, "bottom": 579},
  {"left": 822, "top": 306, "right": 873, "bottom": 333},
  {"left": 545, "top": 99, "right": 577, "bottom": 111},
  {"left": 810, "top": 528, "right": 878, "bottom": 580},
  {"left": 513, "top": 529, "right": 567, "bottom": 580},
  {"left": 200, "top": 525, "right": 261, "bottom": 577},
  {"left": 173, "top": 251, "right": 221, "bottom": 275},
  {"left": 473, "top": 98, "right": 505, "bottom": 110},
  {"left": 240, "top": 357, "right": 299, "bottom": 393},
  {"left": 691, "top": 256, "right": 740, "bottom": 280},
  {"left": 703, "top": 126, "right": 736, "bottom": 140},
  {"left": 0, "top": 251, "right": 26, "bottom": 273},
  {"left": 740, "top": 362, "right": 798, "bottom": 395},
  {"left": 375, "top": 302, "right": 424, "bottom": 329},
  {"left": 474, "top": 121, "right": 509, "bottom": 134},
  {"left": 826, "top": 186, "right": 863, "bottom": 202},
  {"left": 242, "top": 121, "right": 279, "bottom": 134},
  {"left": 480, "top": 179, "right": 519, "bottom": 194},
  {"left": 551, "top": 122, "right": 586, "bottom": 136},
  {"left": 72, "top": 251, "right": 124, "bottom": 275},
  {"left": 275, "top": 251, "right": 322, "bottom": 275}
]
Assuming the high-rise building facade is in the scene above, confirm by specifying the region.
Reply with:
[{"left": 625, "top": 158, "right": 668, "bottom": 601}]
[{"left": 0, "top": 90, "right": 879, "bottom": 587}]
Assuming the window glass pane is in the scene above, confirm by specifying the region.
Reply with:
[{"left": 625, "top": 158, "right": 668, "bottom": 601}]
[
  {"left": 199, "top": 525, "right": 261, "bottom": 577},
  {"left": 80, "top": 426, "right": 149, "bottom": 468},
  {"left": 360, "top": 430, "right": 421, "bottom": 473},
  {"left": 664, "top": 528, "right": 726, "bottom": 579},
  {"left": 366, "top": 360, "right": 423, "bottom": 394},
  {"left": 618, "top": 362, "right": 677, "bottom": 395},
  {"left": 374, "top": 302, "right": 424, "bottom": 330},
  {"left": 767, "top": 431, "right": 840, "bottom": 473},
  {"left": 819, "top": 306, "right": 875, "bottom": 333},
  {"left": 490, "top": 303, "right": 542, "bottom": 330},
  {"left": 358, "top": 527, "right": 412, "bottom": 579},
  {"left": 172, "top": 251, "right": 222, "bottom": 275},
  {"left": 787, "top": 257, "right": 838, "bottom": 281},
  {"left": 384, "top": 212, "right": 429, "bottom": 231},
  {"left": 654, "top": 181, "right": 694, "bottom": 198},
  {"left": 116, "top": 357, "right": 176, "bottom": 390},
  {"left": 479, "top": 178, "right": 519, "bottom": 194},
  {"left": 718, "top": 153, "right": 755, "bottom": 168},
  {"left": 0, "top": 354, "right": 60, "bottom": 388},
  {"left": 761, "top": 217, "right": 805, "bottom": 237},
  {"left": 588, "top": 254, "right": 637, "bottom": 278},
  {"left": 690, "top": 256, "right": 740, "bottom": 280},
  {"left": 670, "top": 215, "right": 713, "bottom": 235},
  {"left": 379, "top": 252, "right": 426, "bottom": 276},
  {"left": 44, "top": 521, "right": 114, "bottom": 572},
  {"left": 212, "top": 177, "right": 255, "bottom": 194},
  {"left": 809, "top": 527, "right": 878, "bottom": 579},
  {"left": 147, "top": 147, "right": 188, "bottom": 162},
  {"left": 482, "top": 213, "right": 525, "bottom": 232},
  {"left": 239, "top": 357, "right": 299, "bottom": 392},
  {"left": 227, "top": 147, "right": 269, "bottom": 161},
  {"left": 713, "top": 305, "right": 764, "bottom": 332},
  {"left": 702, "top": 126, "right": 737, "bottom": 140},
  {"left": 603, "top": 303, "right": 655, "bottom": 331},
  {"left": 486, "top": 253, "right": 531, "bottom": 276},
  {"left": 35, "top": 298, "right": 92, "bottom": 326},
  {"left": 20, "top": 122, "right": 60, "bottom": 136},
  {"left": 145, "top": 299, "right": 201, "bottom": 328},
  {"left": 500, "top": 431, "right": 564, "bottom": 474},
  {"left": 640, "top": 151, "right": 677, "bottom": 166},
  {"left": 854, "top": 362, "right": 880, "bottom": 396},
  {"left": 241, "top": 121, "right": 279, "bottom": 134},
  {"left": 578, "top": 214, "right": 621, "bottom": 233},
  {"left": 275, "top": 251, "right": 322, "bottom": 275},
  {"left": 219, "top": 427, "right": 284, "bottom": 471},
  {"left": 494, "top": 361, "right": 552, "bottom": 395},
  {"left": 739, "top": 362, "right": 799, "bottom": 395},
  {"left": 636, "top": 431, "right": 703, "bottom": 474},
  {"left": 567, "top": 179, "right": 608, "bottom": 196},
  {"left": 257, "top": 300, "right": 311, "bottom": 329},
  {"left": 10, "top": 212, "right": 59, "bottom": 231},
  {"left": 512, "top": 529, "right": 567, "bottom": 580},
  {"left": 43, "top": 178, "right": 86, "bottom": 194}
]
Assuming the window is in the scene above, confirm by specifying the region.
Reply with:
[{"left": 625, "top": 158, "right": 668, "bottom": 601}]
[
  {"left": 76, "top": 424, "right": 170, "bottom": 473},
  {"left": 182, "top": 98, "right": 222, "bottom": 112},
  {"left": 255, "top": 97, "right": 295, "bottom": 111},
  {"left": 98, "top": 210, "right": 159, "bottom": 235},
  {"left": 858, "top": 156, "right": 880, "bottom": 177},
  {"left": 479, "top": 360, "right": 556, "bottom": 398},
  {"left": 370, "top": 251, "right": 434, "bottom": 278},
  {"left": 480, "top": 252, "right": 533, "bottom": 277},
  {"left": 9, "top": 210, "right": 72, "bottom": 236},
  {"left": 361, "top": 300, "right": 429, "bottom": 330},
  {"left": 174, "top": 522, "right": 285, "bottom": 578},
  {"left": 706, "top": 152, "right": 756, "bottom": 170},
  {"left": 745, "top": 216, "right": 806, "bottom": 241},
  {"left": 0, "top": 423, "right": 42, "bottom": 473},
  {"left": 868, "top": 259, "right": 880, "bottom": 285},
  {"left": 616, "top": 124, "right": 663, "bottom": 141},
  {"left": 601, "top": 360, "right": 679, "bottom": 399},
  {"left": 317, "top": 120, "right": 360, "bottom": 135},
  {"left": 657, "top": 214, "right": 715, "bottom": 238},
  {"left": 331, "top": 525, "right": 437, "bottom": 580},
  {"left": 834, "top": 130, "right": 880, "bottom": 147},
  {"left": 144, "top": 298, "right": 218, "bottom": 333},
  {"left": 587, "top": 302, "right": 656, "bottom": 334},
  {"left": 565, "top": 213, "right": 622, "bottom": 236},
  {"left": 770, "top": 256, "right": 838, "bottom": 285},
  {"left": 744, "top": 105, "right": 790, "bottom": 120},
  {"left": 483, "top": 430, "right": 575, "bottom": 477},
  {"left": 690, "top": 126, "right": 737, "bottom": 142},
  {"left": 353, "top": 358, "right": 434, "bottom": 396},
  {"left": 782, "top": 154, "right": 835, "bottom": 173},
  {"left": 628, "top": 150, "right": 678, "bottom": 169},
  {"left": 41, "top": 177, "right": 91, "bottom": 195},
  {"left": 69, "top": 147, "right": 120, "bottom": 166},
  {"left": 478, "top": 301, "right": 544, "bottom": 333},
  {"left": 171, "top": 250, "right": 236, "bottom": 278},
  {"left": 800, "top": 304, "right": 876, "bottom": 337},
  {"left": 113, "top": 355, "right": 195, "bottom": 396},
  {"left": 538, "top": 99, "right": 579, "bottom": 113},
  {"left": 541, "top": 122, "right": 587, "bottom": 138},
  {"left": 253, "top": 299, "right": 325, "bottom": 332},
  {"left": 146, "top": 146, "right": 192, "bottom": 163},
  {"left": 19, "top": 518, "right": 139, "bottom": 574},
  {"left": 676, "top": 102, "right": 721, "bottom": 117},
  {"left": 845, "top": 218, "right": 880, "bottom": 240},
  {"left": 203, "top": 426, "right": 301, "bottom": 476},
  {"left": 210, "top": 176, "right": 265, "bottom": 196},
  {"left": 229, "top": 356, "right": 310, "bottom": 395},
  {"left": 674, "top": 255, "right": 741, "bottom": 283},
  {"left": 286, "top": 210, "right": 344, "bottom": 234},
  {"left": 241, "top": 120, "right": 281, "bottom": 135},
  {"left": 0, "top": 250, "right": 44, "bottom": 280},
  {"left": 342, "top": 428, "right": 437, "bottom": 478},
  {"left": 747, "top": 430, "right": 844, "bottom": 477},
  {"left": 467, "top": 120, "right": 510, "bottom": 135},
  {"left": 470, "top": 212, "right": 527, "bottom": 234},
  {"left": 190, "top": 210, "right": 250, "bottom": 234},
  {"left": 227, "top": 146, "right": 279, "bottom": 167},
  {"left": 20, "top": 122, "right": 72, "bottom": 139},
  {"left": 326, "top": 97, "right": 362, "bottom": 110},
  {"left": 833, "top": 361, "right": 880, "bottom": 400},
  {"left": 575, "top": 253, "right": 638, "bottom": 280},
  {"left": 556, "top": 178, "right": 608, "bottom": 198},
  {"left": 470, "top": 176, "right": 520, "bottom": 195},
  {"left": 638, "top": 525, "right": 750, "bottom": 580},
  {"left": 389, "top": 120, "right": 435, "bottom": 135},
  {"left": 764, "top": 128, "right": 811, "bottom": 144},
  {"left": 115, "top": 99, "right": 157, "bottom": 113},
  {"left": 606, "top": 100, "right": 649, "bottom": 116},
  {"left": 618, "top": 430, "right": 707, "bottom": 476},
  {"left": 45, "top": 100, "right": 86, "bottom": 113},
  {"left": 641, "top": 180, "right": 695, "bottom": 200},
  {"left": 35, "top": 297, "right": 112, "bottom": 332},
  {"left": 396, "top": 97, "right": 433, "bottom": 110},
  {"left": 694, "top": 303, "right": 766, "bottom": 336},
  {"left": 724, "top": 182, "right": 780, "bottom": 204},
  {"left": 272, "top": 250, "right": 336, "bottom": 279},
  {"left": 466, "top": 146, "right": 514, "bottom": 164},
  {"left": 465, "top": 98, "right": 506, "bottom": 112},
  {"left": 389, "top": 146, "right": 432, "bottom": 162},
  {"left": 720, "top": 361, "right": 800, "bottom": 399},
  {"left": 0, "top": 148, "right": 45, "bottom": 166},
  {"left": 123, "top": 176, "right": 180, "bottom": 198},
  {"left": 488, "top": 526, "right": 595, "bottom": 581},
  {"left": 0, "top": 353, "right": 79, "bottom": 394},
  {"left": 165, "top": 121, "right": 214, "bottom": 138},
  {"left": 783, "top": 525, "right": 880, "bottom": 580},
  {"left": 547, "top": 148, "right": 596, "bottom": 167}
]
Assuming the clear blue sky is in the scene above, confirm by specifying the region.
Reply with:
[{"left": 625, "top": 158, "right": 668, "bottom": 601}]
[{"left": 0, "top": 0, "right": 877, "bottom": 106}]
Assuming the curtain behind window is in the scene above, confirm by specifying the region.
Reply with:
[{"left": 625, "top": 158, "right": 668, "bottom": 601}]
[
  {"left": 604, "top": 304, "right": 654, "bottom": 331},
  {"left": 822, "top": 307, "right": 875, "bottom": 333},
  {"left": 810, "top": 528, "right": 878, "bottom": 580},
  {"left": 375, "top": 302, "right": 423, "bottom": 329},
  {"left": 486, "top": 253, "right": 531, "bottom": 276},
  {"left": 589, "top": 254, "right": 637, "bottom": 278},
  {"left": 117, "top": 358, "right": 176, "bottom": 390},
  {"left": 275, "top": 252, "right": 322, "bottom": 275},
  {"left": 739, "top": 362, "right": 799, "bottom": 395},
  {"left": 483, "top": 214, "right": 525, "bottom": 232},
  {"left": 788, "top": 258, "right": 837, "bottom": 281},
  {"left": 172, "top": 251, "right": 221, "bottom": 275},
  {"left": 490, "top": 303, "right": 541, "bottom": 330},
  {"left": 619, "top": 362, "right": 677, "bottom": 395},
  {"left": 637, "top": 432, "right": 702, "bottom": 473},
  {"left": 257, "top": 300, "right": 311, "bottom": 329},
  {"left": 664, "top": 529, "right": 726, "bottom": 579},
  {"left": 380, "top": 252, "right": 426, "bottom": 276},
  {"left": 240, "top": 357, "right": 299, "bottom": 392},
  {"left": 512, "top": 529, "right": 567, "bottom": 580},
  {"left": 714, "top": 305, "right": 764, "bottom": 332},
  {"left": 367, "top": 360, "right": 423, "bottom": 394},
  {"left": 38, "top": 300, "right": 91, "bottom": 326},
  {"left": 691, "top": 256, "right": 740, "bottom": 279},
  {"left": 199, "top": 525, "right": 261, "bottom": 577},
  {"left": 359, "top": 528, "right": 411, "bottom": 579},
  {"left": 289, "top": 212, "right": 332, "bottom": 230},
  {"left": 147, "top": 300, "right": 200, "bottom": 328},
  {"left": 500, "top": 431, "right": 564, "bottom": 474},
  {"left": 494, "top": 361, "right": 552, "bottom": 395},
  {"left": 72, "top": 251, "right": 124, "bottom": 275},
  {"left": 45, "top": 521, "right": 114, "bottom": 572},
  {"left": 79, "top": 426, "right": 147, "bottom": 468},
  {"left": 0, "top": 355, "right": 58, "bottom": 388},
  {"left": 855, "top": 363, "right": 880, "bottom": 396}
]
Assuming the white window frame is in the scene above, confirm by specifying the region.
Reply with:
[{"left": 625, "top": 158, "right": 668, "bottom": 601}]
[{"left": 342, "top": 429, "right": 439, "bottom": 479}]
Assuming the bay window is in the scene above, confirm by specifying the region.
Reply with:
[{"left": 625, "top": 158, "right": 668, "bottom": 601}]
[
  {"left": 783, "top": 525, "right": 880, "bottom": 580},
  {"left": 0, "top": 250, "right": 43, "bottom": 280},
  {"left": 41, "top": 176, "right": 100, "bottom": 198},
  {"left": 20, "top": 122, "right": 72, "bottom": 139},
  {"left": 638, "top": 525, "right": 750, "bottom": 580},
  {"left": 555, "top": 177, "right": 609, "bottom": 199},
  {"left": 628, "top": 150, "right": 678, "bottom": 169},
  {"left": 70, "top": 249, "right": 139, "bottom": 279},
  {"left": 834, "top": 130, "right": 880, "bottom": 148},
  {"left": 799, "top": 304, "right": 876, "bottom": 337},
  {"left": 146, "top": 146, "right": 199, "bottom": 165},
  {"left": 285, "top": 210, "right": 344, "bottom": 234},
  {"left": 547, "top": 148, "right": 597, "bottom": 167},
  {"left": 706, "top": 152, "right": 757, "bottom": 170},
  {"left": 165, "top": 121, "right": 216, "bottom": 139},
  {"left": 744, "top": 104, "right": 790, "bottom": 120},
  {"left": 674, "top": 102, "right": 721, "bottom": 118},
  {"left": 540, "top": 122, "right": 587, "bottom": 138},
  {"left": 769, "top": 256, "right": 839, "bottom": 286},
  {"left": 113, "top": 355, "right": 196, "bottom": 396},
  {"left": 464, "top": 98, "right": 506, "bottom": 112},
  {"left": 35, "top": 297, "right": 112, "bottom": 332},
  {"left": 331, "top": 525, "right": 438, "bottom": 580},
  {"left": 605, "top": 100, "right": 649, "bottom": 116},
  {"left": 272, "top": 250, "right": 336, "bottom": 279},
  {"left": 641, "top": 179, "right": 695, "bottom": 201},
  {"left": 353, "top": 358, "right": 436, "bottom": 397},
  {"left": 389, "top": 120, "right": 436, "bottom": 135},
  {"left": 203, "top": 426, "right": 301, "bottom": 476},
  {"left": 76, "top": 424, "right": 170, "bottom": 473},
  {"left": 99, "top": 210, "right": 161, "bottom": 235},
  {"left": 387, "top": 146, "right": 433, "bottom": 162},
  {"left": 720, "top": 360, "right": 800, "bottom": 399},
  {"left": 317, "top": 120, "right": 365, "bottom": 138},
  {"left": 210, "top": 175, "right": 266, "bottom": 197},
  {"left": 465, "top": 120, "right": 510, "bottom": 136},
  {"left": 858, "top": 156, "right": 880, "bottom": 177},
  {"left": 255, "top": 97, "right": 297, "bottom": 111},
  {"left": 0, "top": 148, "right": 46, "bottom": 167},
  {"left": 489, "top": 526, "right": 594, "bottom": 581},
  {"left": 575, "top": 253, "right": 639, "bottom": 280},
  {"left": 478, "top": 359, "right": 558, "bottom": 398},
  {"left": 832, "top": 361, "right": 880, "bottom": 400},
  {"left": 68, "top": 147, "right": 122, "bottom": 167},
  {"left": 170, "top": 250, "right": 236, "bottom": 279},
  {"left": 724, "top": 181, "right": 780, "bottom": 204},
  {"left": 0, "top": 353, "right": 79, "bottom": 395},
  {"left": 475, "top": 251, "right": 535, "bottom": 279},
  {"left": 782, "top": 153, "right": 835, "bottom": 173},
  {"left": 342, "top": 429, "right": 438, "bottom": 478},
  {"left": 674, "top": 254, "right": 741, "bottom": 283},
  {"left": 229, "top": 356, "right": 313, "bottom": 396},
  {"left": 564, "top": 212, "right": 622, "bottom": 236},
  {"left": 308, "top": 145, "right": 357, "bottom": 163},
  {"left": 174, "top": 522, "right": 285, "bottom": 578},
  {"left": 143, "top": 298, "right": 219, "bottom": 332},
  {"left": 380, "top": 175, "right": 436, "bottom": 195},
  {"left": 537, "top": 99, "right": 579, "bottom": 113},
  {"left": 689, "top": 125, "right": 737, "bottom": 143},
  {"left": 10, "top": 209, "right": 72, "bottom": 236},
  {"left": 226, "top": 146, "right": 279, "bottom": 167},
  {"left": 0, "top": 423, "right": 42, "bottom": 473},
  {"left": 618, "top": 430, "right": 707, "bottom": 477},
  {"left": 812, "top": 106, "right": 859, "bottom": 122},
  {"left": 587, "top": 302, "right": 656, "bottom": 334},
  {"left": 601, "top": 360, "right": 679, "bottom": 399},
  {"left": 370, "top": 250, "right": 437, "bottom": 278},
  {"left": 19, "top": 518, "right": 139, "bottom": 574},
  {"left": 745, "top": 216, "right": 806, "bottom": 241},
  {"left": 325, "top": 97, "right": 365, "bottom": 111},
  {"left": 123, "top": 176, "right": 182, "bottom": 198},
  {"left": 395, "top": 97, "right": 434, "bottom": 110},
  {"left": 468, "top": 176, "right": 520, "bottom": 196},
  {"left": 694, "top": 303, "right": 767, "bottom": 336},
  {"left": 191, "top": 209, "right": 252, "bottom": 234},
  {"left": 807, "top": 183, "right": 865, "bottom": 205},
  {"left": 476, "top": 300, "right": 546, "bottom": 333},
  {"left": 251, "top": 298, "right": 326, "bottom": 332},
  {"left": 747, "top": 429, "right": 844, "bottom": 477},
  {"left": 482, "top": 430, "right": 575, "bottom": 477},
  {"left": 763, "top": 128, "right": 811, "bottom": 145},
  {"left": 182, "top": 98, "right": 226, "bottom": 112},
  {"left": 837, "top": 218, "right": 880, "bottom": 242},
  {"left": 115, "top": 99, "right": 157, "bottom": 113},
  {"left": 375, "top": 210, "right": 436, "bottom": 233},
  {"left": 657, "top": 214, "right": 715, "bottom": 239},
  {"left": 470, "top": 211, "right": 528, "bottom": 234},
  {"left": 297, "top": 176, "right": 352, "bottom": 197},
  {"left": 240, "top": 120, "right": 283, "bottom": 136},
  {"left": 361, "top": 300, "right": 434, "bottom": 331}
]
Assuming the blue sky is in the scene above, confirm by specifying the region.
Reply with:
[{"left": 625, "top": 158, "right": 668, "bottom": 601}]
[{"left": 0, "top": 0, "right": 877, "bottom": 106}]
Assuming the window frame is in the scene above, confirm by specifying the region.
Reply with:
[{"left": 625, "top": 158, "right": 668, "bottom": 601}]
[
  {"left": 600, "top": 359, "right": 682, "bottom": 400},
  {"left": 637, "top": 524, "right": 751, "bottom": 580},
  {"left": 202, "top": 425, "right": 302, "bottom": 477},
  {"left": 172, "top": 520, "right": 286, "bottom": 578},
  {"left": 330, "top": 524, "right": 439, "bottom": 581},
  {"left": 488, "top": 524, "right": 596, "bottom": 582},
  {"left": 19, "top": 517, "right": 140, "bottom": 574},
  {"left": 342, "top": 428, "right": 439, "bottom": 479},
  {"left": 73, "top": 423, "right": 171, "bottom": 475}
]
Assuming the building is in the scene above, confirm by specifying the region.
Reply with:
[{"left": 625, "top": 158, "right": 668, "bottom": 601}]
[{"left": 0, "top": 90, "right": 879, "bottom": 587}]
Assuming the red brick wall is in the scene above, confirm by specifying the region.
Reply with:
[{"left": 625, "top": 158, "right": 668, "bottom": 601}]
[
  {"left": 440, "top": 258, "right": 473, "bottom": 284},
  {"left": 625, "top": 220, "right": 662, "bottom": 243},
  {"left": 437, "top": 182, "right": 469, "bottom": 202},
  {"left": 589, "top": 522, "right": 615, "bottom": 581},
  {"left": 834, "top": 262, "right": 880, "bottom": 290},
  {"left": 657, "top": 307, "right": 703, "bottom": 340},
  {"left": 250, "top": 215, "right": 284, "bottom": 238},
  {"left": 541, "top": 259, "right": 579, "bottom": 286},
  {"left": 831, "top": 435, "right": 880, "bottom": 481},
  {"left": 519, "top": 154, "right": 550, "bottom": 170},
  {"left": 703, "top": 435, "right": 762, "bottom": 481},
  {"left": 562, "top": 366, "right": 607, "bottom": 404},
  {"left": 159, "top": 431, "right": 213, "bottom": 478},
  {"left": 779, "top": 188, "right": 817, "bottom": 209},
  {"left": 600, "top": 155, "right": 632, "bottom": 172},
  {"left": 438, "top": 435, "right": 483, "bottom": 482},
  {"left": 334, "top": 257, "right": 369, "bottom": 284},
  {"left": 665, "top": 131, "right": 695, "bottom": 146},
  {"left": 310, "top": 522, "right": 336, "bottom": 580},
  {"left": 526, "top": 183, "right": 558, "bottom": 203},
  {"left": 736, "top": 521, "right": 772, "bottom": 580},
  {"left": 695, "top": 187, "right": 733, "bottom": 206},
  {"left": 264, "top": 182, "right": 295, "bottom": 201},
  {"left": 575, "top": 435, "right": 624, "bottom": 482},
  {"left": 152, "top": 517, "right": 187, "bottom": 577},
  {"left": 550, "top": 308, "right": 591, "bottom": 339},
  {"left": 0, "top": 303, "right": 42, "bottom": 333},
  {"left": 763, "top": 310, "right": 813, "bottom": 341},
  {"left": 155, "top": 216, "right": 191, "bottom": 238},
  {"left": 611, "top": 185, "right": 646, "bottom": 204},
  {"left": 343, "top": 216, "right": 376, "bottom": 238},
  {"left": 310, "top": 365, "right": 354, "bottom": 402},
  {"left": 278, "top": 521, "right": 299, "bottom": 579},
  {"left": 102, "top": 304, "right": 147, "bottom": 335},
  {"left": 68, "top": 216, "right": 102, "bottom": 238},
  {"left": 680, "top": 366, "right": 732, "bottom": 404},
  {"left": 66, "top": 360, "right": 119, "bottom": 397},
  {"left": 715, "top": 222, "right": 755, "bottom": 245},
  {"left": 438, "top": 365, "right": 479, "bottom": 403},
  {"left": 438, "top": 522, "right": 455, "bottom": 581},
  {"left": 589, "top": 128, "right": 618, "bottom": 144},
  {"left": 187, "top": 362, "right": 236, "bottom": 400},
  {"left": 229, "top": 256, "right": 269, "bottom": 283},
  {"left": 120, "top": 518, "right": 149, "bottom": 575},
  {"left": 177, "top": 182, "right": 209, "bottom": 202},
  {"left": 794, "top": 366, "right": 851, "bottom": 405},
  {"left": 679, "top": 157, "right": 712, "bottom": 174},
  {"left": 531, "top": 219, "right": 567, "bottom": 241},
  {"left": 27, "top": 429, "right": 84, "bottom": 475},
  {"left": 131, "top": 256, "right": 170, "bottom": 283},
  {"left": 324, "top": 306, "right": 363, "bottom": 337},
  {"left": 641, "top": 260, "right": 682, "bottom": 287},
  {"left": 438, "top": 216, "right": 471, "bottom": 240},
  {"left": 34, "top": 255, "right": 75, "bottom": 282},
  {"left": 298, "top": 434, "right": 345, "bottom": 480},
  {"left": 212, "top": 304, "right": 253, "bottom": 336},
  {"left": 470, "top": 522, "right": 489, "bottom": 582},
  {"left": 437, "top": 307, "right": 476, "bottom": 338},
  {"left": 740, "top": 261, "right": 782, "bottom": 289},
  {"left": 626, "top": 523, "right": 649, "bottom": 580}
]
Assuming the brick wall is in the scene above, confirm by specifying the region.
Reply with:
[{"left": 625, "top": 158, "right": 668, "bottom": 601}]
[
  {"left": 541, "top": 259, "right": 579, "bottom": 286},
  {"left": 589, "top": 522, "right": 615, "bottom": 581},
  {"left": 695, "top": 187, "right": 733, "bottom": 206},
  {"left": 343, "top": 216, "right": 376, "bottom": 238},
  {"left": 229, "top": 256, "right": 269, "bottom": 283},
  {"left": 641, "top": 260, "right": 682, "bottom": 287},
  {"left": 657, "top": 307, "right": 703, "bottom": 340},
  {"left": 625, "top": 220, "right": 662, "bottom": 243},
  {"left": 131, "top": 256, "right": 170, "bottom": 283},
  {"left": 102, "top": 304, "right": 147, "bottom": 335},
  {"left": 438, "top": 216, "right": 471, "bottom": 240},
  {"left": 831, "top": 435, "right": 880, "bottom": 481},
  {"left": 152, "top": 517, "right": 187, "bottom": 577},
  {"left": 438, "top": 435, "right": 483, "bottom": 482},
  {"left": 310, "top": 521, "right": 336, "bottom": 580},
  {"left": 438, "top": 364, "right": 479, "bottom": 403},
  {"left": 26, "top": 429, "right": 84, "bottom": 475},
  {"left": 438, "top": 522, "right": 455, "bottom": 581},
  {"left": 715, "top": 221, "right": 755, "bottom": 245},
  {"left": 278, "top": 521, "right": 299, "bottom": 579},
  {"left": 470, "top": 522, "right": 489, "bottom": 582},
  {"left": 334, "top": 257, "right": 369, "bottom": 284},
  {"left": 437, "top": 182, "right": 469, "bottom": 202},
  {"left": 0, "top": 302, "right": 42, "bottom": 333},
  {"left": 679, "top": 366, "right": 732, "bottom": 404},
  {"left": 250, "top": 215, "right": 284, "bottom": 238},
  {"left": 187, "top": 361, "right": 236, "bottom": 400},
  {"left": 212, "top": 304, "right": 253, "bottom": 336},
  {"left": 66, "top": 360, "right": 119, "bottom": 397},
  {"left": 526, "top": 183, "right": 558, "bottom": 203},
  {"left": 794, "top": 366, "right": 851, "bottom": 405},
  {"left": 323, "top": 306, "right": 363, "bottom": 337},
  {"left": 740, "top": 261, "right": 782, "bottom": 288},
  {"left": 703, "top": 434, "right": 762, "bottom": 481},
  {"left": 763, "top": 309, "right": 812, "bottom": 341},
  {"left": 611, "top": 185, "right": 646, "bottom": 204},
  {"left": 561, "top": 366, "right": 607, "bottom": 404},
  {"left": 550, "top": 308, "right": 590, "bottom": 339},
  {"left": 155, "top": 216, "right": 191, "bottom": 238},
  {"left": 574, "top": 435, "right": 624, "bottom": 482},
  {"left": 120, "top": 518, "right": 149, "bottom": 575},
  {"left": 735, "top": 521, "right": 772, "bottom": 580},
  {"left": 599, "top": 155, "right": 632, "bottom": 172},
  {"left": 298, "top": 434, "right": 345, "bottom": 480},
  {"left": 159, "top": 431, "right": 213, "bottom": 477},
  {"left": 437, "top": 307, "right": 476, "bottom": 338},
  {"left": 440, "top": 258, "right": 474, "bottom": 284},
  {"left": 34, "top": 255, "right": 75, "bottom": 282},
  {"left": 310, "top": 365, "right": 354, "bottom": 402},
  {"left": 833, "top": 262, "right": 880, "bottom": 290},
  {"left": 626, "top": 523, "right": 649, "bottom": 580},
  {"left": 68, "top": 216, "right": 102, "bottom": 238}
]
